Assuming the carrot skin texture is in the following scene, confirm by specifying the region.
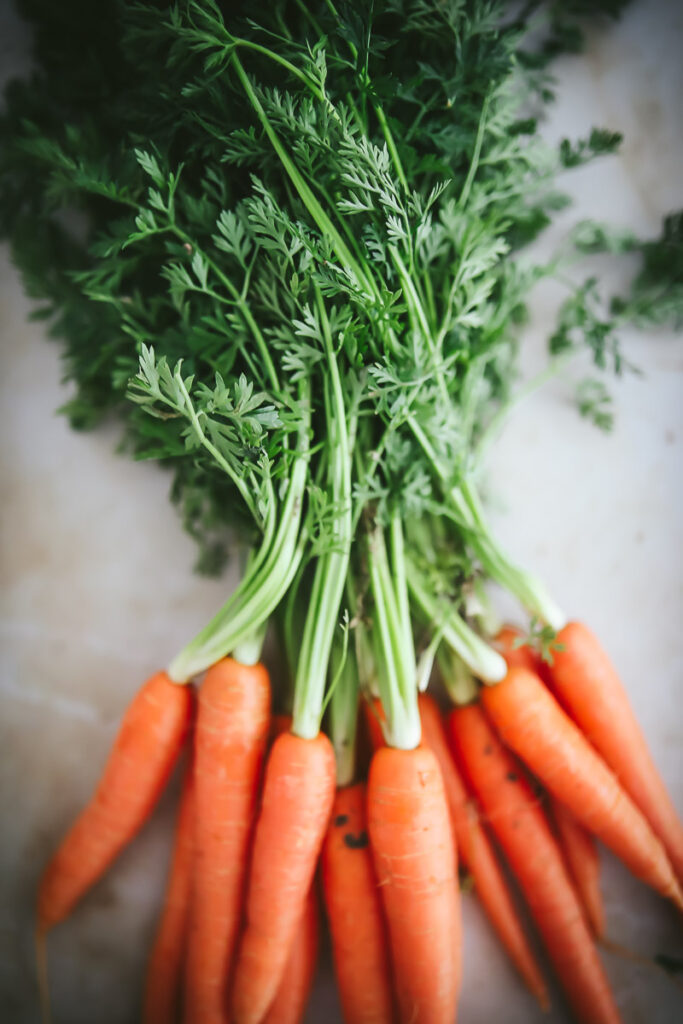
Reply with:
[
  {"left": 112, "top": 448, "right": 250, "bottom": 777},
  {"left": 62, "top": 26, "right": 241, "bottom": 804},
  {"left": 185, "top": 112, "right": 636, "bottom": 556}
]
[
  {"left": 368, "top": 744, "right": 460, "bottom": 1024},
  {"left": 263, "top": 885, "right": 319, "bottom": 1024},
  {"left": 450, "top": 704, "right": 622, "bottom": 1024},
  {"left": 549, "top": 621, "right": 683, "bottom": 883},
  {"left": 231, "top": 731, "right": 336, "bottom": 1024},
  {"left": 481, "top": 666, "right": 683, "bottom": 908},
  {"left": 142, "top": 760, "right": 195, "bottom": 1024},
  {"left": 38, "top": 671, "right": 192, "bottom": 931},
  {"left": 321, "top": 782, "right": 396, "bottom": 1024},
  {"left": 551, "top": 798, "right": 605, "bottom": 938},
  {"left": 419, "top": 695, "right": 548, "bottom": 1009},
  {"left": 184, "top": 658, "right": 271, "bottom": 1024}
]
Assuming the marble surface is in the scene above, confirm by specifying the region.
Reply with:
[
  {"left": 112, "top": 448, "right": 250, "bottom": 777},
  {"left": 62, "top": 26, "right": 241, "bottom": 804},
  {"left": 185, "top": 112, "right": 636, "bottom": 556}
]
[{"left": 1, "top": 1, "right": 682, "bottom": 1022}]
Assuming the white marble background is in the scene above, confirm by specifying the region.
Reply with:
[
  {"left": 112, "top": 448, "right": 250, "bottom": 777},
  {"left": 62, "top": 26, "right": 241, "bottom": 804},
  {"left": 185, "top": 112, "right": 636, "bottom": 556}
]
[{"left": 1, "top": 0, "right": 682, "bottom": 1021}]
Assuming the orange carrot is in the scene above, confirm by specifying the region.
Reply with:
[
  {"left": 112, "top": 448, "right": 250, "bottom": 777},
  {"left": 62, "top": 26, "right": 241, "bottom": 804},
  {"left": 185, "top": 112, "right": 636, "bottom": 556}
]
[
  {"left": 321, "top": 782, "right": 396, "bottom": 1024},
  {"left": 363, "top": 698, "right": 386, "bottom": 754},
  {"left": 271, "top": 712, "right": 293, "bottom": 741},
  {"left": 551, "top": 797, "right": 605, "bottom": 938},
  {"left": 183, "top": 658, "right": 271, "bottom": 1024},
  {"left": 450, "top": 704, "right": 621, "bottom": 1024},
  {"left": 418, "top": 694, "right": 548, "bottom": 1008},
  {"left": 230, "top": 730, "right": 336, "bottom": 1024},
  {"left": 367, "top": 744, "right": 460, "bottom": 1024},
  {"left": 263, "top": 885, "right": 319, "bottom": 1024},
  {"left": 38, "top": 671, "right": 192, "bottom": 931},
  {"left": 494, "top": 625, "right": 544, "bottom": 674},
  {"left": 480, "top": 666, "right": 683, "bottom": 908},
  {"left": 549, "top": 621, "right": 683, "bottom": 883},
  {"left": 142, "top": 759, "right": 195, "bottom": 1024}
]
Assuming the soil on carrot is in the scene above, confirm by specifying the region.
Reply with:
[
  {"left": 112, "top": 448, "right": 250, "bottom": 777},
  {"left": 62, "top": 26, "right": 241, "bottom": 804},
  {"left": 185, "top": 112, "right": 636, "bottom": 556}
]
[{"left": 343, "top": 832, "right": 369, "bottom": 850}]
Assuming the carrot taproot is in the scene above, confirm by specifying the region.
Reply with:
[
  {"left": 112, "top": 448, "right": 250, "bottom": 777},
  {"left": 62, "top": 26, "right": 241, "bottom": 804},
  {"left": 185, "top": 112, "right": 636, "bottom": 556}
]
[
  {"left": 263, "top": 885, "right": 319, "bottom": 1024},
  {"left": 37, "top": 670, "right": 192, "bottom": 931},
  {"left": 230, "top": 730, "right": 336, "bottom": 1024},
  {"left": 142, "top": 758, "right": 195, "bottom": 1024},
  {"left": 321, "top": 781, "right": 396, "bottom": 1024},
  {"left": 418, "top": 694, "right": 548, "bottom": 1009},
  {"left": 551, "top": 797, "right": 605, "bottom": 938},
  {"left": 183, "top": 658, "right": 271, "bottom": 1024},
  {"left": 367, "top": 744, "right": 460, "bottom": 1024},
  {"left": 549, "top": 620, "right": 683, "bottom": 883},
  {"left": 480, "top": 665, "right": 683, "bottom": 908},
  {"left": 449, "top": 704, "right": 621, "bottom": 1024}
]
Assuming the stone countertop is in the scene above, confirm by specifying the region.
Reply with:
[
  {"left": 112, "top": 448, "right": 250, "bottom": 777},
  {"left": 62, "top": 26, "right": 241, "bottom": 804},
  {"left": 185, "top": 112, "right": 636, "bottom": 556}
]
[{"left": 1, "top": 1, "right": 682, "bottom": 1021}]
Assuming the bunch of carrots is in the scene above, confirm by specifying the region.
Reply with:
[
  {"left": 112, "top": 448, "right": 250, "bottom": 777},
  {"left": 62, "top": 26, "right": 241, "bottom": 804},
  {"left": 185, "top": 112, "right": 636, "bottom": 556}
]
[
  {"left": 36, "top": 618, "right": 683, "bottom": 1024},
  {"left": 4, "top": 2, "right": 682, "bottom": 1022}
]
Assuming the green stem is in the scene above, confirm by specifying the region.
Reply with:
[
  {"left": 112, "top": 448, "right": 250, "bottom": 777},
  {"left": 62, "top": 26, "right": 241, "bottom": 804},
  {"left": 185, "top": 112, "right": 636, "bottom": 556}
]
[
  {"left": 173, "top": 367, "right": 258, "bottom": 522},
  {"left": 389, "top": 513, "right": 416, "bottom": 686},
  {"left": 167, "top": 387, "right": 311, "bottom": 681},
  {"left": 329, "top": 637, "right": 359, "bottom": 787},
  {"left": 233, "top": 619, "right": 269, "bottom": 666},
  {"left": 459, "top": 478, "right": 566, "bottom": 630},
  {"left": 438, "top": 646, "right": 479, "bottom": 706},
  {"left": 404, "top": 408, "right": 566, "bottom": 630},
  {"left": 407, "top": 563, "right": 506, "bottom": 683},
  {"left": 374, "top": 101, "right": 409, "bottom": 193},
  {"left": 231, "top": 37, "right": 327, "bottom": 103},
  {"left": 291, "top": 289, "right": 353, "bottom": 738},
  {"left": 459, "top": 93, "right": 490, "bottom": 210},
  {"left": 230, "top": 52, "right": 375, "bottom": 300},
  {"left": 170, "top": 226, "right": 280, "bottom": 394},
  {"left": 367, "top": 524, "right": 421, "bottom": 750}
]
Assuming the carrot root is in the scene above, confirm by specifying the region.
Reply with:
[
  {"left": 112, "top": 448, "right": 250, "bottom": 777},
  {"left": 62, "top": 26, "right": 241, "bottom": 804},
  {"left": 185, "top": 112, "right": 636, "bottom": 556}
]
[
  {"left": 231, "top": 730, "right": 336, "bottom": 1024},
  {"left": 37, "top": 671, "right": 192, "bottom": 931},
  {"left": 450, "top": 704, "right": 622, "bottom": 1024},
  {"left": 368, "top": 743, "right": 460, "bottom": 1024},
  {"left": 263, "top": 885, "right": 319, "bottom": 1024},
  {"left": 550, "top": 621, "right": 683, "bottom": 885},
  {"left": 322, "top": 782, "right": 396, "bottom": 1024},
  {"left": 183, "top": 658, "right": 271, "bottom": 1024},
  {"left": 481, "top": 666, "right": 683, "bottom": 910},
  {"left": 419, "top": 695, "right": 548, "bottom": 1010},
  {"left": 551, "top": 798, "right": 605, "bottom": 939},
  {"left": 142, "top": 759, "right": 195, "bottom": 1024}
]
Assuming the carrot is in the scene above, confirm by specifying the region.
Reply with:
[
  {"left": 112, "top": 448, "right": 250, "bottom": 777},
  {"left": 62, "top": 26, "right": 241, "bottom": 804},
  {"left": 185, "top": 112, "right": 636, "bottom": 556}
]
[
  {"left": 551, "top": 797, "right": 605, "bottom": 938},
  {"left": 183, "top": 657, "right": 271, "bottom": 1024},
  {"left": 480, "top": 665, "right": 683, "bottom": 908},
  {"left": 271, "top": 712, "right": 293, "bottom": 741},
  {"left": 230, "top": 730, "right": 336, "bottom": 1024},
  {"left": 494, "top": 625, "right": 543, "bottom": 674},
  {"left": 263, "top": 885, "right": 319, "bottom": 1024},
  {"left": 363, "top": 698, "right": 387, "bottom": 754},
  {"left": 321, "top": 781, "right": 396, "bottom": 1024},
  {"left": 450, "top": 704, "right": 622, "bottom": 1024},
  {"left": 367, "top": 743, "right": 460, "bottom": 1024},
  {"left": 419, "top": 695, "right": 548, "bottom": 1009},
  {"left": 37, "top": 670, "right": 192, "bottom": 931},
  {"left": 142, "top": 759, "right": 195, "bottom": 1024},
  {"left": 549, "top": 620, "right": 683, "bottom": 883}
]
